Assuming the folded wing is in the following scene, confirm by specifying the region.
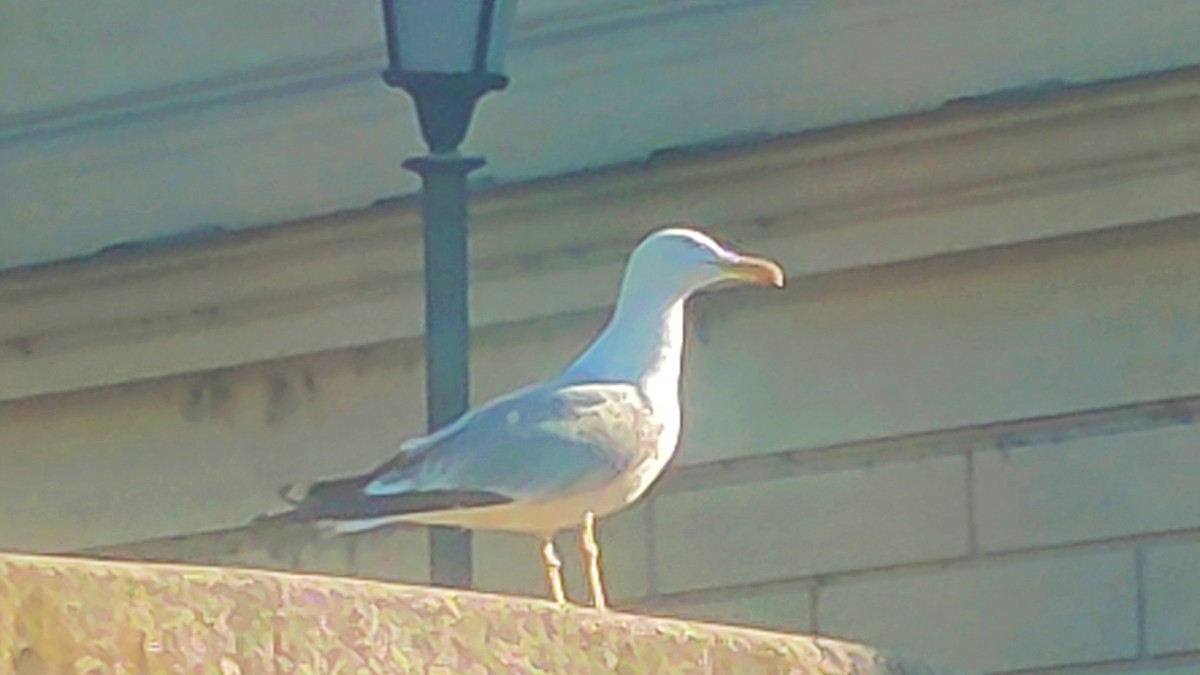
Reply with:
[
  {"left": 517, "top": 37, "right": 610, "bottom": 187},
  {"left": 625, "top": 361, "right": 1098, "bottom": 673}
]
[{"left": 284, "top": 381, "right": 658, "bottom": 523}]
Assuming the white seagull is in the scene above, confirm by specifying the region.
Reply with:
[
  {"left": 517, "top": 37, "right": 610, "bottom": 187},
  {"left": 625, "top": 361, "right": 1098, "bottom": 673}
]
[{"left": 264, "top": 226, "right": 784, "bottom": 608}]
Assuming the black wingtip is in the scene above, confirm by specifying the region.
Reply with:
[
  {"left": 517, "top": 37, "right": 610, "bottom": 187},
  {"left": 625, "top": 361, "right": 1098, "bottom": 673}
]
[{"left": 278, "top": 483, "right": 303, "bottom": 506}]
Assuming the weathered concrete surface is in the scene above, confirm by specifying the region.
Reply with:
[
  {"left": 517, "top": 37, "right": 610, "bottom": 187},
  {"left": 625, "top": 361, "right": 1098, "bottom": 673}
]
[{"left": 0, "top": 551, "right": 953, "bottom": 674}]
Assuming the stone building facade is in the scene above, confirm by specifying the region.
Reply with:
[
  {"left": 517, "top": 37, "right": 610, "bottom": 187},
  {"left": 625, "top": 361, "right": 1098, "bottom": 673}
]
[{"left": 3, "top": 3, "right": 1200, "bottom": 672}]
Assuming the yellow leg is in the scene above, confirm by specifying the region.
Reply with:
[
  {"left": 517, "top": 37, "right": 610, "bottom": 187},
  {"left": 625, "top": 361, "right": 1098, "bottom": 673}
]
[
  {"left": 580, "top": 511, "right": 607, "bottom": 610},
  {"left": 541, "top": 537, "right": 567, "bottom": 605}
]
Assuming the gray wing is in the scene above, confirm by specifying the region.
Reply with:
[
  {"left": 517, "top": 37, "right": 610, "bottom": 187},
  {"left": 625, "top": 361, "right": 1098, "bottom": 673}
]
[
  {"left": 279, "top": 381, "right": 662, "bottom": 523},
  {"left": 363, "top": 381, "right": 661, "bottom": 502}
]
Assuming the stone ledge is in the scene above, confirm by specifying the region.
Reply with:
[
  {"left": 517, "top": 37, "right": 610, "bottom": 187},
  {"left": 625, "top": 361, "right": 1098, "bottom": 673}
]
[{"left": 0, "top": 551, "right": 954, "bottom": 674}]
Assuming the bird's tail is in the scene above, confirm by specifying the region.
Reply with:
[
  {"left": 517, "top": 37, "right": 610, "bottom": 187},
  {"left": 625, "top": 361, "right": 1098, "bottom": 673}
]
[
  {"left": 240, "top": 481, "right": 339, "bottom": 560},
  {"left": 276, "top": 482, "right": 308, "bottom": 506},
  {"left": 243, "top": 483, "right": 307, "bottom": 528}
]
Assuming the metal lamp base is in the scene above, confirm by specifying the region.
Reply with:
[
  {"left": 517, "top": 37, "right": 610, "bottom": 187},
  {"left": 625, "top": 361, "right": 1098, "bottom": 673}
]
[{"left": 384, "top": 70, "right": 509, "bottom": 155}]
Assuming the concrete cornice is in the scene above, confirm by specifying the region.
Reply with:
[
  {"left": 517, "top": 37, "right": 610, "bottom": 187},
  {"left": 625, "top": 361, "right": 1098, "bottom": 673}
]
[
  {"left": 7, "top": 1, "right": 1200, "bottom": 270},
  {"left": 2, "top": 68, "right": 1200, "bottom": 403}
]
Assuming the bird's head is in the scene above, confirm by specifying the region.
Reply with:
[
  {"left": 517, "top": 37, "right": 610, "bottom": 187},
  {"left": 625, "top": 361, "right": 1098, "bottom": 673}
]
[{"left": 624, "top": 226, "right": 785, "bottom": 300}]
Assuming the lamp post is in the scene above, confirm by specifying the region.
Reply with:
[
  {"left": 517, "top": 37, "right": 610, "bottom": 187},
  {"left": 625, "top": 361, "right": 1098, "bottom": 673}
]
[{"left": 379, "top": 0, "right": 516, "bottom": 589}]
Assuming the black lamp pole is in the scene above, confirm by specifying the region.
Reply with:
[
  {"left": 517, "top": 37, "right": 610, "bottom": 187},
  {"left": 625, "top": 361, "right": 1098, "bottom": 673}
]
[
  {"left": 379, "top": 0, "right": 511, "bottom": 589},
  {"left": 405, "top": 154, "right": 482, "bottom": 589}
]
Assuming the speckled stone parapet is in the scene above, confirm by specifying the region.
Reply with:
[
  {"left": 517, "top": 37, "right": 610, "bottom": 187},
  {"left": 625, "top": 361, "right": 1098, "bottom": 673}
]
[{"left": 0, "top": 552, "right": 954, "bottom": 674}]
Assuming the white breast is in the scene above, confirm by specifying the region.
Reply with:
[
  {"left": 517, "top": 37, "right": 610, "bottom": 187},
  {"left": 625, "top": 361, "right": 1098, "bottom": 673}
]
[{"left": 623, "top": 301, "right": 684, "bottom": 503}]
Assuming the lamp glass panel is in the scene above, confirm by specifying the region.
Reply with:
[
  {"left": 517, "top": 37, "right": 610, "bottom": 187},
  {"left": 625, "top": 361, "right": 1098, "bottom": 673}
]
[
  {"left": 484, "top": 0, "right": 517, "bottom": 75},
  {"left": 395, "top": 0, "right": 484, "bottom": 73}
]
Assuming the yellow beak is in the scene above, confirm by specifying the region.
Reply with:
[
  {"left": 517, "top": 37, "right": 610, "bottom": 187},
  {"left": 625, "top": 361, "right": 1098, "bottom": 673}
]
[{"left": 722, "top": 254, "right": 786, "bottom": 288}]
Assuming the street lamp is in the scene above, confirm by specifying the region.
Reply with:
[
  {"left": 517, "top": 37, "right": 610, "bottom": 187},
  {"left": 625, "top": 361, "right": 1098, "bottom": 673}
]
[
  {"left": 379, "top": 0, "right": 517, "bottom": 589},
  {"left": 381, "top": 0, "right": 515, "bottom": 154}
]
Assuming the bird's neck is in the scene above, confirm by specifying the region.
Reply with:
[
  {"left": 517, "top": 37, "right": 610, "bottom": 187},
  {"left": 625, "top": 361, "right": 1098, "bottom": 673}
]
[{"left": 563, "top": 290, "right": 687, "bottom": 404}]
